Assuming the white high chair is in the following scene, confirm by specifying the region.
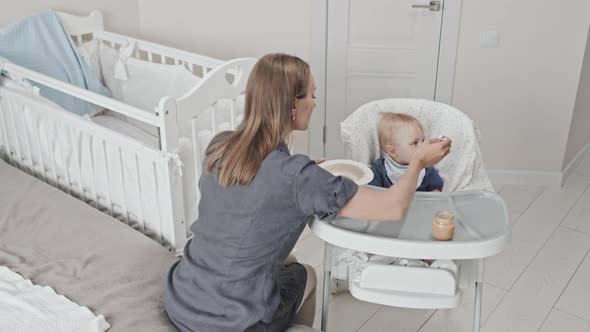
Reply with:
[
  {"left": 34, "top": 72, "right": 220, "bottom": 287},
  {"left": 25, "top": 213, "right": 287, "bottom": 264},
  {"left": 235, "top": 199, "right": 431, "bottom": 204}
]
[{"left": 311, "top": 99, "right": 511, "bottom": 332}]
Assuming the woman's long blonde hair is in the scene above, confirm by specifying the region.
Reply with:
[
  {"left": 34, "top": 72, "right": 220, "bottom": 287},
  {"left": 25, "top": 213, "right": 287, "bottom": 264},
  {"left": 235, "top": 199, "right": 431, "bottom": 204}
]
[{"left": 205, "top": 54, "right": 311, "bottom": 186}]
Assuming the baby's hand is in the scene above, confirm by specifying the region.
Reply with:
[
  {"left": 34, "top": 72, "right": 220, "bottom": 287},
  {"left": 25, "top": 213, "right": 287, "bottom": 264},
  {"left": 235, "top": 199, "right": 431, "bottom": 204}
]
[{"left": 315, "top": 158, "right": 327, "bottom": 165}]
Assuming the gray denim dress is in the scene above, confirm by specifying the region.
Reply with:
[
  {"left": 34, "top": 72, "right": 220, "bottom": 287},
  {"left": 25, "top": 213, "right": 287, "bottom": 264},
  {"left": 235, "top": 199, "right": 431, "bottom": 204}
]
[{"left": 165, "top": 140, "right": 358, "bottom": 331}]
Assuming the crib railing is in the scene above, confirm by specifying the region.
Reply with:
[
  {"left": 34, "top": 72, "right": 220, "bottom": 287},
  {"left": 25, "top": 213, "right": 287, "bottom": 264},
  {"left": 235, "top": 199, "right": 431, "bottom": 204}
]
[
  {"left": 57, "top": 11, "right": 223, "bottom": 79},
  {"left": 0, "top": 80, "right": 186, "bottom": 250},
  {"left": 94, "top": 31, "right": 222, "bottom": 78},
  {"left": 175, "top": 58, "right": 256, "bottom": 232},
  {"left": 0, "top": 62, "right": 158, "bottom": 126}
]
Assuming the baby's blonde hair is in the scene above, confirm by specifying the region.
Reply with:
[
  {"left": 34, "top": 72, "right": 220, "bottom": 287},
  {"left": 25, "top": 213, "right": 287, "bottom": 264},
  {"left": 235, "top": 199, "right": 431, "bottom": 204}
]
[{"left": 377, "top": 113, "right": 424, "bottom": 152}]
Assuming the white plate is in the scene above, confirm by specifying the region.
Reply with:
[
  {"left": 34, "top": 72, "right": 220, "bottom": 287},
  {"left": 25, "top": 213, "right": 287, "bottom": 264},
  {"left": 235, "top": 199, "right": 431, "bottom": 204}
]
[{"left": 319, "top": 159, "right": 374, "bottom": 185}]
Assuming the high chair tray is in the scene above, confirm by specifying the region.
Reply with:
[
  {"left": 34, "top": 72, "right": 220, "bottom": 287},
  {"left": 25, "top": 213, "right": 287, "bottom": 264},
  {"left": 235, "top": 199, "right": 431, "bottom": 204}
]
[{"left": 310, "top": 189, "right": 511, "bottom": 260}]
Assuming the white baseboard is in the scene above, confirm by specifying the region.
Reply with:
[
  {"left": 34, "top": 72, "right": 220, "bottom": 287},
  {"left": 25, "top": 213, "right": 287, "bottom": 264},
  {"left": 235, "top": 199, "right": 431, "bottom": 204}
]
[
  {"left": 561, "top": 140, "right": 590, "bottom": 184},
  {"left": 488, "top": 141, "right": 590, "bottom": 187}
]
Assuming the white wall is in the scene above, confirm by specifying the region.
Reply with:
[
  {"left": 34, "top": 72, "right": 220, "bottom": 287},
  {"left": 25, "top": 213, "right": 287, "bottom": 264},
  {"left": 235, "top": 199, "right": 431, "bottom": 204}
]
[
  {"left": 0, "top": 0, "right": 140, "bottom": 37},
  {"left": 4, "top": 2, "right": 590, "bottom": 172},
  {"left": 563, "top": 26, "right": 590, "bottom": 169},
  {"left": 451, "top": 1, "right": 590, "bottom": 173},
  {"left": 137, "top": 0, "right": 311, "bottom": 61},
  {"left": 136, "top": 0, "right": 312, "bottom": 154},
  {"left": 1, "top": 1, "right": 312, "bottom": 154}
]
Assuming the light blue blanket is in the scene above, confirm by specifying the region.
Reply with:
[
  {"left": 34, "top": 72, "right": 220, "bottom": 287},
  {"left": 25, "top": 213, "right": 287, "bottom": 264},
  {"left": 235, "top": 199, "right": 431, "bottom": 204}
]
[{"left": 0, "top": 11, "right": 111, "bottom": 115}]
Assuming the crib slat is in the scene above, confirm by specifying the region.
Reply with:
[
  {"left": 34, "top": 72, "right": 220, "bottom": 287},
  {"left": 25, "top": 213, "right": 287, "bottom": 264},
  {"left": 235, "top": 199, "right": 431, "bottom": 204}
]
[
  {"left": 41, "top": 117, "right": 59, "bottom": 188},
  {"left": 230, "top": 99, "right": 236, "bottom": 129},
  {"left": 68, "top": 128, "right": 85, "bottom": 201},
  {"left": 102, "top": 143, "right": 117, "bottom": 218},
  {"left": 119, "top": 150, "right": 141, "bottom": 228},
  {"left": 14, "top": 103, "right": 34, "bottom": 174},
  {"left": 88, "top": 136, "right": 100, "bottom": 209},
  {"left": 14, "top": 104, "right": 30, "bottom": 173},
  {"left": 191, "top": 119, "right": 202, "bottom": 233},
  {"left": 148, "top": 51, "right": 153, "bottom": 62},
  {"left": 55, "top": 121, "right": 72, "bottom": 196},
  {"left": 0, "top": 100, "right": 18, "bottom": 170},
  {"left": 27, "top": 110, "right": 46, "bottom": 181},
  {"left": 0, "top": 101, "right": 9, "bottom": 154},
  {"left": 211, "top": 107, "right": 217, "bottom": 135},
  {"left": 161, "top": 55, "right": 166, "bottom": 64},
  {"left": 151, "top": 161, "right": 164, "bottom": 245},
  {"left": 5, "top": 104, "right": 25, "bottom": 172},
  {"left": 18, "top": 105, "right": 35, "bottom": 175},
  {"left": 79, "top": 133, "right": 94, "bottom": 205},
  {"left": 21, "top": 108, "right": 44, "bottom": 180},
  {"left": 117, "top": 146, "right": 131, "bottom": 225},
  {"left": 135, "top": 153, "right": 146, "bottom": 232},
  {"left": 136, "top": 156, "right": 160, "bottom": 240},
  {"left": 101, "top": 140, "right": 114, "bottom": 216}
]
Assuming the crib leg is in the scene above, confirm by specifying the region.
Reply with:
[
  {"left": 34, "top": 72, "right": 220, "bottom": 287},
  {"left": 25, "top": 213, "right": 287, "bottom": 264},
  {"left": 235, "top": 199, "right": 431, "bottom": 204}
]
[
  {"left": 473, "top": 281, "right": 483, "bottom": 332},
  {"left": 321, "top": 243, "right": 333, "bottom": 332}
]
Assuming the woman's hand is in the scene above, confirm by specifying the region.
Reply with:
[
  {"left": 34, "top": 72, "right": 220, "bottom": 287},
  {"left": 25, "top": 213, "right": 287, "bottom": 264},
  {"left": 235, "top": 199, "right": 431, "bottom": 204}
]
[
  {"left": 339, "top": 136, "right": 451, "bottom": 222},
  {"left": 412, "top": 137, "right": 452, "bottom": 169},
  {"left": 314, "top": 158, "right": 326, "bottom": 165}
]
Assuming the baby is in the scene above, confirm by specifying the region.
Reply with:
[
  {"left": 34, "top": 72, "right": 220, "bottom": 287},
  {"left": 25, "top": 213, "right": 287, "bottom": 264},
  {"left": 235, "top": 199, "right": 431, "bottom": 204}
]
[
  {"left": 369, "top": 113, "right": 444, "bottom": 191},
  {"left": 331, "top": 113, "right": 456, "bottom": 293}
]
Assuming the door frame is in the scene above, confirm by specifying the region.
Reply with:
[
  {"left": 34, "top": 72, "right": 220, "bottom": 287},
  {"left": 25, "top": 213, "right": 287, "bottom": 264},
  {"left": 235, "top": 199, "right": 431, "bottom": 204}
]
[{"left": 309, "top": 0, "right": 463, "bottom": 158}]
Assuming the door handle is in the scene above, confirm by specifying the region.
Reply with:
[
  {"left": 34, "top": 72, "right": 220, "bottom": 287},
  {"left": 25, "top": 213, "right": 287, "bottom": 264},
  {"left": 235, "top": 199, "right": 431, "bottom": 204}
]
[{"left": 412, "top": 1, "right": 441, "bottom": 11}]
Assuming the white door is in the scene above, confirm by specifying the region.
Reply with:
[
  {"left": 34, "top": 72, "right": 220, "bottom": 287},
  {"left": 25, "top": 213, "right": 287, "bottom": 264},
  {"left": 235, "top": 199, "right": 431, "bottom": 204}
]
[{"left": 324, "top": 0, "right": 445, "bottom": 159}]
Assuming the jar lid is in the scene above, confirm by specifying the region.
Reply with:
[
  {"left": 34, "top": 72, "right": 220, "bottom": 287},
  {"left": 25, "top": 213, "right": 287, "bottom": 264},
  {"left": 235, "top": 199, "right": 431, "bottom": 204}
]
[{"left": 434, "top": 211, "right": 455, "bottom": 226}]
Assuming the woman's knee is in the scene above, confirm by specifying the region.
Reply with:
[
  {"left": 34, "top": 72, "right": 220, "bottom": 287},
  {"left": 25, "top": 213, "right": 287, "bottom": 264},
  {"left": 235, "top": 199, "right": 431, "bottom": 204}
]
[{"left": 285, "top": 254, "right": 298, "bottom": 265}]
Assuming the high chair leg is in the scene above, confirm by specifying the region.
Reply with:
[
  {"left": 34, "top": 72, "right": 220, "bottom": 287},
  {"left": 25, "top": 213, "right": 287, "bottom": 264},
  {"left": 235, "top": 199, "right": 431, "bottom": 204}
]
[
  {"left": 321, "top": 243, "right": 333, "bottom": 332},
  {"left": 321, "top": 269, "right": 331, "bottom": 331},
  {"left": 473, "top": 281, "right": 483, "bottom": 332}
]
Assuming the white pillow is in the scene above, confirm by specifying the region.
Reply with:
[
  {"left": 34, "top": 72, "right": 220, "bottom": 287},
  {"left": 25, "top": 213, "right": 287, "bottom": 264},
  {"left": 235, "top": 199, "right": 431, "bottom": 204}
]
[
  {"left": 77, "top": 39, "right": 103, "bottom": 84},
  {"left": 99, "top": 43, "right": 201, "bottom": 136}
]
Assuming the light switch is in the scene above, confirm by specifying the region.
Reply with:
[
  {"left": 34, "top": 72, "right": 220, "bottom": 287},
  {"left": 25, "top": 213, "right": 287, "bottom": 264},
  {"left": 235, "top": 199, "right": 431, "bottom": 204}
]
[{"left": 480, "top": 30, "right": 499, "bottom": 47}]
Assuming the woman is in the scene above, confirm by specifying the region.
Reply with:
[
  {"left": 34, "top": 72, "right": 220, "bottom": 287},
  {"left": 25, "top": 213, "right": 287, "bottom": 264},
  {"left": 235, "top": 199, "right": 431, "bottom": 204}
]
[{"left": 165, "top": 54, "right": 451, "bottom": 331}]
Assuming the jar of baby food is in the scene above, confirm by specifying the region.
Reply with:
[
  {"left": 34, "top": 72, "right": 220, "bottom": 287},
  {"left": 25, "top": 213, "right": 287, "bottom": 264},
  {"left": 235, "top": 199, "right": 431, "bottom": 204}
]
[{"left": 432, "top": 211, "right": 455, "bottom": 241}]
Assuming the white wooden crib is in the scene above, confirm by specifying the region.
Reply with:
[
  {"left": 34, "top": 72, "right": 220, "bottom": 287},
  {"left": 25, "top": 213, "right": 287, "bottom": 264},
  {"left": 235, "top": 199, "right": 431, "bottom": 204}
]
[{"left": 0, "top": 10, "right": 255, "bottom": 253}]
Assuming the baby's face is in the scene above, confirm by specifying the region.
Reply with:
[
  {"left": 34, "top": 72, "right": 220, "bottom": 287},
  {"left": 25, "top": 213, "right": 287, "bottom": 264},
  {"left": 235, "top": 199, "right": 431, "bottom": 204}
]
[{"left": 387, "top": 123, "right": 425, "bottom": 165}]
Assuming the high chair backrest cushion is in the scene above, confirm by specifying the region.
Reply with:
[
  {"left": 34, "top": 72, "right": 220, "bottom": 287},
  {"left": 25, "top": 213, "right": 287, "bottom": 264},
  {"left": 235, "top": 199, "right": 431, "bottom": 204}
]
[{"left": 341, "top": 98, "right": 493, "bottom": 192}]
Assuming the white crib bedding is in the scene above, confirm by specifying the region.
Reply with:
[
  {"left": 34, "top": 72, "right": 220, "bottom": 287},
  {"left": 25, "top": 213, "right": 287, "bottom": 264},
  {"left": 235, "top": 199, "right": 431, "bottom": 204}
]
[
  {"left": 0, "top": 158, "right": 179, "bottom": 331},
  {"left": 95, "top": 42, "right": 202, "bottom": 137}
]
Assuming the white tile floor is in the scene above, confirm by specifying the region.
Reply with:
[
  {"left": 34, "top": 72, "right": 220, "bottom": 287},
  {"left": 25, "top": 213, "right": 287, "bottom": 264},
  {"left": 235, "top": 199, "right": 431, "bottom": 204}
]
[{"left": 293, "top": 153, "right": 590, "bottom": 332}]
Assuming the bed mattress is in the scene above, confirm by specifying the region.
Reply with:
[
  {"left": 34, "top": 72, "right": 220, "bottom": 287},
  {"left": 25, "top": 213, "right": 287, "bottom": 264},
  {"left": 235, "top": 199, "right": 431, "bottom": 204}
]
[{"left": 0, "top": 158, "right": 179, "bottom": 331}]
